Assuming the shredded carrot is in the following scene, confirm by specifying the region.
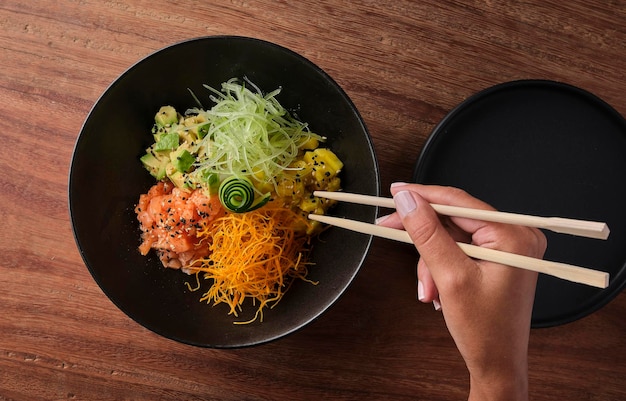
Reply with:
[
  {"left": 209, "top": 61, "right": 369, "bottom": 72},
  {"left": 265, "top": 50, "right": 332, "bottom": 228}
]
[
  {"left": 189, "top": 203, "right": 317, "bottom": 324},
  {"left": 184, "top": 271, "right": 202, "bottom": 292}
]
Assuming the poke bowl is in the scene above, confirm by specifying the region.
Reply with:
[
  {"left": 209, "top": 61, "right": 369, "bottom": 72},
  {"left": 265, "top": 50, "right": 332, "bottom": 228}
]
[{"left": 69, "top": 36, "right": 379, "bottom": 348}]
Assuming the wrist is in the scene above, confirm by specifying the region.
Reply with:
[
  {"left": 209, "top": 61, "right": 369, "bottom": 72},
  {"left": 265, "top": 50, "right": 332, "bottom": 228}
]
[{"left": 468, "top": 370, "right": 528, "bottom": 401}]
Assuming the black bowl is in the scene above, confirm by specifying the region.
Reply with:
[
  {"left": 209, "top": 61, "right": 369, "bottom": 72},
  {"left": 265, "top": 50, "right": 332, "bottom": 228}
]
[{"left": 69, "top": 36, "right": 379, "bottom": 348}]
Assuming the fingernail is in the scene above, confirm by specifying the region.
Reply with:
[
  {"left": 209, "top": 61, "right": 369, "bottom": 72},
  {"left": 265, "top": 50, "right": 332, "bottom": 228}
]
[
  {"left": 390, "top": 182, "right": 408, "bottom": 188},
  {"left": 433, "top": 299, "right": 441, "bottom": 311},
  {"left": 417, "top": 280, "right": 425, "bottom": 301},
  {"left": 394, "top": 191, "right": 417, "bottom": 218},
  {"left": 375, "top": 214, "right": 391, "bottom": 225}
]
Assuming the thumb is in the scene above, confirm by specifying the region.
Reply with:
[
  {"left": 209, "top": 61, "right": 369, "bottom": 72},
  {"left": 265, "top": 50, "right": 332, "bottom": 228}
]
[{"left": 393, "top": 190, "right": 472, "bottom": 280}]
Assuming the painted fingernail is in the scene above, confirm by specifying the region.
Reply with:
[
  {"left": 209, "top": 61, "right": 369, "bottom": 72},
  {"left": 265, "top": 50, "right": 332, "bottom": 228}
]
[
  {"left": 417, "top": 280, "right": 425, "bottom": 301},
  {"left": 390, "top": 182, "right": 408, "bottom": 188},
  {"left": 433, "top": 299, "right": 442, "bottom": 311},
  {"left": 394, "top": 191, "right": 417, "bottom": 218},
  {"left": 375, "top": 214, "right": 391, "bottom": 225}
]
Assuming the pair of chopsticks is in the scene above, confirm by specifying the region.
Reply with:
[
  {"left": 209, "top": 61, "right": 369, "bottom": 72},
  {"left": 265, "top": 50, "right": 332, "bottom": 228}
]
[{"left": 309, "top": 191, "right": 610, "bottom": 289}]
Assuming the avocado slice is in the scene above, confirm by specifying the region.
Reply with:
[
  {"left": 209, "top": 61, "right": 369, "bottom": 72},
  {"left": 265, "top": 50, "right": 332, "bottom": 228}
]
[
  {"left": 170, "top": 147, "right": 195, "bottom": 173},
  {"left": 167, "top": 171, "right": 187, "bottom": 189},
  {"left": 198, "top": 170, "right": 220, "bottom": 194},
  {"left": 154, "top": 132, "right": 179, "bottom": 152},
  {"left": 155, "top": 105, "right": 178, "bottom": 127},
  {"left": 140, "top": 152, "right": 168, "bottom": 180}
]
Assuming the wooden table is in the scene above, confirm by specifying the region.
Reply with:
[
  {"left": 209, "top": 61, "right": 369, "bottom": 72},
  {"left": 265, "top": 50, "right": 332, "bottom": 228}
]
[{"left": 2, "top": 1, "right": 625, "bottom": 399}]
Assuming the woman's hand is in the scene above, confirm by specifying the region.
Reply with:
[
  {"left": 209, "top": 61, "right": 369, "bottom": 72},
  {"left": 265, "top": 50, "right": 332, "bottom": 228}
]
[{"left": 377, "top": 183, "right": 547, "bottom": 401}]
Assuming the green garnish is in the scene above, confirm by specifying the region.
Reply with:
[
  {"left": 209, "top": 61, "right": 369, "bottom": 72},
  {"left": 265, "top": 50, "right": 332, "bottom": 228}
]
[{"left": 218, "top": 176, "right": 270, "bottom": 213}]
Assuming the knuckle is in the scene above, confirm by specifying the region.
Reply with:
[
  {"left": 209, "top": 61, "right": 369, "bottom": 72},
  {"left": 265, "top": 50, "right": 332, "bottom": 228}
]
[
  {"left": 405, "top": 214, "right": 440, "bottom": 247},
  {"left": 440, "top": 186, "right": 472, "bottom": 204},
  {"left": 437, "top": 264, "right": 475, "bottom": 295},
  {"left": 484, "top": 224, "right": 548, "bottom": 259}
]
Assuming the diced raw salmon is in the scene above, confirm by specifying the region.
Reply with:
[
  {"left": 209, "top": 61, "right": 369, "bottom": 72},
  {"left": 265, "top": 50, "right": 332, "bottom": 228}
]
[{"left": 134, "top": 181, "right": 224, "bottom": 271}]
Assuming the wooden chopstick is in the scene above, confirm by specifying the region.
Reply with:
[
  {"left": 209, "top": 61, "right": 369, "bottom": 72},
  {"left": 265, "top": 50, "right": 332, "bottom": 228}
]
[
  {"left": 308, "top": 214, "right": 610, "bottom": 289},
  {"left": 314, "top": 191, "right": 610, "bottom": 240}
]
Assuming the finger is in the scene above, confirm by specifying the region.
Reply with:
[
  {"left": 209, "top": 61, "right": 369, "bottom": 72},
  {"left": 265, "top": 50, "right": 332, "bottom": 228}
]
[
  {"left": 393, "top": 190, "right": 476, "bottom": 284},
  {"left": 375, "top": 212, "right": 403, "bottom": 229},
  {"left": 392, "top": 184, "right": 548, "bottom": 258},
  {"left": 390, "top": 183, "right": 495, "bottom": 235},
  {"left": 441, "top": 215, "right": 473, "bottom": 243},
  {"left": 417, "top": 258, "right": 439, "bottom": 303},
  {"left": 390, "top": 183, "right": 494, "bottom": 211},
  {"left": 379, "top": 207, "right": 471, "bottom": 243}
]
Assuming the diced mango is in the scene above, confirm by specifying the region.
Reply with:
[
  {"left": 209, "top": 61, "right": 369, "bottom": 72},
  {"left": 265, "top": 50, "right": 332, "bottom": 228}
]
[
  {"left": 299, "top": 137, "right": 319, "bottom": 151},
  {"left": 299, "top": 195, "right": 320, "bottom": 212},
  {"left": 304, "top": 148, "right": 343, "bottom": 183},
  {"left": 325, "top": 176, "right": 341, "bottom": 192}
]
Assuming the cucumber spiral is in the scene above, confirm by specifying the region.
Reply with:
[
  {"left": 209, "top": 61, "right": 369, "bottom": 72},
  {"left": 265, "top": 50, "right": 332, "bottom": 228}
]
[{"left": 218, "top": 176, "right": 270, "bottom": 213}]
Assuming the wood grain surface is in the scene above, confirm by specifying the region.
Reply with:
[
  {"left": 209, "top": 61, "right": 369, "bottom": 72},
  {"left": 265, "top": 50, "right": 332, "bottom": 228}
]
[{"left": 1, "top": 1, "right": 625, "bottom": 400}]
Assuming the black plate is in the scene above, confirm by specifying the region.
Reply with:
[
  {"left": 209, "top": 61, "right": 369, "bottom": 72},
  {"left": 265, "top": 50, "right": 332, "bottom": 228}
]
[{"left": 413, "top": 80, "right": 626, "bottom": 327}]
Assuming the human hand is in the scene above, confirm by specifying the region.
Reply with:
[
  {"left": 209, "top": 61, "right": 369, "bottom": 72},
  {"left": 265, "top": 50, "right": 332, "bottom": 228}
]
[{"left": 377, "top": 183, "right": 547, "bottom": 401}]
